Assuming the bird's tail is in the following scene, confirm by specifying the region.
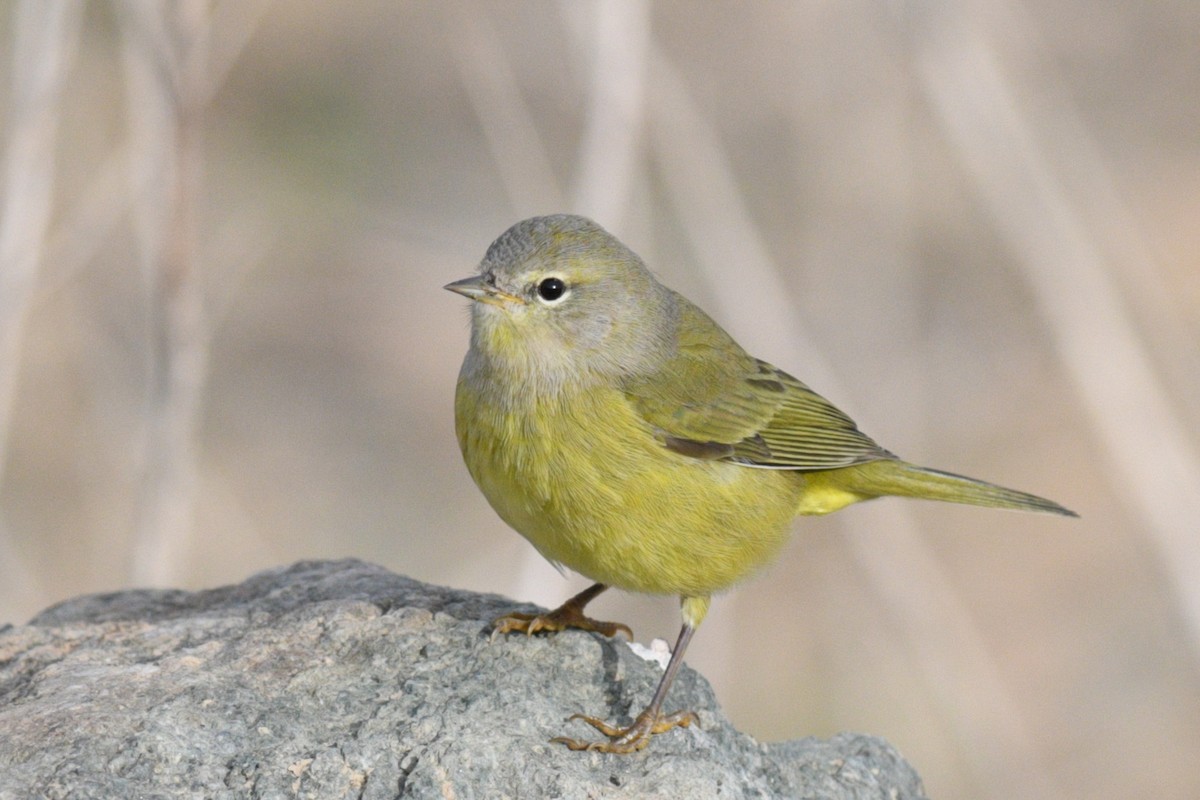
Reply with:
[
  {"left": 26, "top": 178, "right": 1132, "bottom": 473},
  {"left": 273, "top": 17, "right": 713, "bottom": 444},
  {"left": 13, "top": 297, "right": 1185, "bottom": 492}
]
[{"left": 843, "top": 459, "right": 1077, "bottom": 517}]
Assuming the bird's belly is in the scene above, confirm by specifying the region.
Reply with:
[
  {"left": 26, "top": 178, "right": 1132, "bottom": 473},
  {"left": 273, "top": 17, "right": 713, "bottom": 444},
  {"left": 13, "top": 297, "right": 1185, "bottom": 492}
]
[{"left": 456, "top": 382, "right": 800, "bottom": 596}]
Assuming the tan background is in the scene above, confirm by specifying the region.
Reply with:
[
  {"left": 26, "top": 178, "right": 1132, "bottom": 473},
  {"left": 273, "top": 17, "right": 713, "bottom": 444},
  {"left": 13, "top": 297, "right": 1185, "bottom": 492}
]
[{"left": 1, "top": 2, "right": 1198, "bottom": 798}]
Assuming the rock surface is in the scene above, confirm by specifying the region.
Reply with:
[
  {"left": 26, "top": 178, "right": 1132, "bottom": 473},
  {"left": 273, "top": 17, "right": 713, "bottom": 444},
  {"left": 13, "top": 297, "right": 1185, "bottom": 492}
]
[{"left": 0, "top": 560, "right": 927, "bottom": 799}]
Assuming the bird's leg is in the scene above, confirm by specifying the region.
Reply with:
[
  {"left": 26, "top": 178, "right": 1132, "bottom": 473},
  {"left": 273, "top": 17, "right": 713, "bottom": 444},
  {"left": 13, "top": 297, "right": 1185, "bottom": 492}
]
[
  {"left": 492, "top": 582, "right": 632, "bottom": 639},
  {"left": 553, "top": 621, "right": 698, "bottom": 753}
]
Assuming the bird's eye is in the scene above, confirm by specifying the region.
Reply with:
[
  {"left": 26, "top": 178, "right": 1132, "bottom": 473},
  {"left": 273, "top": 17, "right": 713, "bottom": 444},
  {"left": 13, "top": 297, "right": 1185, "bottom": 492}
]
[{"left": 536, "top": 277, "right": 567, "bottom": 303}]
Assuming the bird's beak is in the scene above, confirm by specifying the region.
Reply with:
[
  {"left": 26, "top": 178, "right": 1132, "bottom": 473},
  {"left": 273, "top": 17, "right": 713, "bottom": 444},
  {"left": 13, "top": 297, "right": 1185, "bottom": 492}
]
[{"left": 443, "top": 275, "right": 523, "bottom": 307}]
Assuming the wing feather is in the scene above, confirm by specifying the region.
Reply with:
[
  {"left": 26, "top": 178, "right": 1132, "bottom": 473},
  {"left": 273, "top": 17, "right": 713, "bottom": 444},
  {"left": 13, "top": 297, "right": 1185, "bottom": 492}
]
[{"left": 622, "top": 296, "right": 893, "bottom": 471}]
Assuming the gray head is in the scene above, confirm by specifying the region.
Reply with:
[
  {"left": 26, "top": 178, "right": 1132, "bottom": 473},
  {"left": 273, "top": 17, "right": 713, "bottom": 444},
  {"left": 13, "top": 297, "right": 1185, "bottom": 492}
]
[{"left": 445, "top": 215, "right": 679, "bottom": 385}]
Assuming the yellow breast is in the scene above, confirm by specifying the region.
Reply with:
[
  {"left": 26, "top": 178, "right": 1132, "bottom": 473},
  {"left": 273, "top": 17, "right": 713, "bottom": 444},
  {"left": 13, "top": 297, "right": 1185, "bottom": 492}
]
[{"left": 455, "top": 374, "right": 801, "bottom": 596}]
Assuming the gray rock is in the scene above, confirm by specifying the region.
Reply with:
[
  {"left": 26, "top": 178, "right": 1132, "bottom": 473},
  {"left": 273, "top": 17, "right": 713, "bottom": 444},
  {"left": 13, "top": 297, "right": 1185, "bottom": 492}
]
[{"left": 0, "top": 560, "right": 927, "bottom": 799}]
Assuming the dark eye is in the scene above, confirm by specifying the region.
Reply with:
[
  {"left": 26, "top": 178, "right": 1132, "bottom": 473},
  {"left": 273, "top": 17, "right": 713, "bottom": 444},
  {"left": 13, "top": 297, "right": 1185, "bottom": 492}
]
[{"left": 536, "top": 277, "right": 567, "bottom": 302}]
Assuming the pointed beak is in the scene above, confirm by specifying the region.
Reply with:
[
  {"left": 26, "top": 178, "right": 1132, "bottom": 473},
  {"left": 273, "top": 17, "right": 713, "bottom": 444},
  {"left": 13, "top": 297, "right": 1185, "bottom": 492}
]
[{"left": 443, "top": 275, "right": 523, "bottom": 307}]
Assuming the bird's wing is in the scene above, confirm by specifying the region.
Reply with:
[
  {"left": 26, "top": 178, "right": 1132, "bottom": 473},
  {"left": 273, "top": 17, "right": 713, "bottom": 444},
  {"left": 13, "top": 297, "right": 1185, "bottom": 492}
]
[
  {"left": 622, "top": 302, "right": 893, "bottom": 470},
  {"left": 729, "top": 362, "right": 895, "bottom": 468}
]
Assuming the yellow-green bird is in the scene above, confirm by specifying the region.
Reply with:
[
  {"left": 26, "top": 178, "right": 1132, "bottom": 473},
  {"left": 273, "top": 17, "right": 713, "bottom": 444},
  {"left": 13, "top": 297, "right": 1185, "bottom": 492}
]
[{"left": 446, "top": 214, "right": 1075, "bottom": 753}]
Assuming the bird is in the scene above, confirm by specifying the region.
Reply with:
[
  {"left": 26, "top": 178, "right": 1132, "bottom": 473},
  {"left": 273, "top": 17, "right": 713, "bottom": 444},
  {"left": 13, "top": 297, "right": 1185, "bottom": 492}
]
[{"left": 445, "top": 214, "right": 1075, "bottom": 753}]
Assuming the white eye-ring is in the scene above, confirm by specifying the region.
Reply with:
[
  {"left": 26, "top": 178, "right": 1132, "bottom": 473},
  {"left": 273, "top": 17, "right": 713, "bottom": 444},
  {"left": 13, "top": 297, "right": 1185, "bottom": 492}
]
[{"left": 534, "top": 276, "right": 570, "bottom": 305}]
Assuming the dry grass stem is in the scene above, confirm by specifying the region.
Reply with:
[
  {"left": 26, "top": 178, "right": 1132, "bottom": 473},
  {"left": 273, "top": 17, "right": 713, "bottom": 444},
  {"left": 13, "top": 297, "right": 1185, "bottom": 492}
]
[
  {"left": 120, "top": 1, "right": 212, "bottom": 585},
  {"left": 0, "top": 0, "right": 84, "bottom": 615},
  {"left": 562, "top": 0, "right": 651, "bottom": 229},
  {"left": 912, "top": 2, "right": 1200, "bottom": 664},
  {"left": 444, "top": 3, "right": 564, "bottom": 216}
]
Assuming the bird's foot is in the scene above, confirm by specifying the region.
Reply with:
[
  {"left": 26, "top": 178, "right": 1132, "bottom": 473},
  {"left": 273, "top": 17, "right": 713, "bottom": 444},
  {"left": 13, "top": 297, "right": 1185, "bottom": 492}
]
[
  {"left": 491, "top": 603, "right": 632, "bottom": 640},
  {"left": 551, "top": 708, "right": 697, "bottom": 753}
]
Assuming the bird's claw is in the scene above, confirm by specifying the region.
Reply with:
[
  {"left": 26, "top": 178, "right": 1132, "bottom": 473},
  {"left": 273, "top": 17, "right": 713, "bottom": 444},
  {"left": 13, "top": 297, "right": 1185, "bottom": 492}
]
[
  {"left": 491, "top": 608, "right": 632, "bottom": 641},
  {"left": 551, "top": 708, "right": 697, "bottom": 753}
]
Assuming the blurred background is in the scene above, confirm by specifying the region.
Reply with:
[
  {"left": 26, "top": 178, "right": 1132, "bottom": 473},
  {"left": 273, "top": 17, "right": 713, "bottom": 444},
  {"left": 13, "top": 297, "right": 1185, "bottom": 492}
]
[{"left": 1, "top": 1, "right": 1197, "bottom": 797}]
